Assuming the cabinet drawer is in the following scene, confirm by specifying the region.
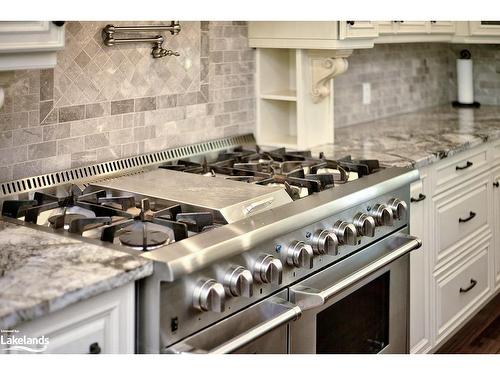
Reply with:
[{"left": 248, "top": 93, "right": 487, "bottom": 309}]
[
  {"left": 492, "top": 141, "right": 500, "bottom": 160},
  {"left": 436, "top": 179, "right": 489, "bottom": 261},
  {"left": 435, "top": 149, "right": 487, "bottom": 189},
  {"left": 436, "top": 246, "right": 490, "bottom": 339}
]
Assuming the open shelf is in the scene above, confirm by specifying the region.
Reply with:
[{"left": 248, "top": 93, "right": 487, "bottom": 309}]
[
  {"left": 260, "top": 90, "right": 297, "bottom": 101},
  {"left": 258, "top": 99, "right": 297, "bottom": 148},
  {"left": 256, "top": 49, "right": 334, "bottom": 149}
]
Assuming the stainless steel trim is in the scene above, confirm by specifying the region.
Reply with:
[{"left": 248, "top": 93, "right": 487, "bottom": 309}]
[
  {"left": 0, "top": 133, "right": 255, "bottom": 198},
  {"left": 143, "top": 167, "right": 419, "bottom": 281},
  {"left": 290, "top": 233, "right": 421, "bottom": 311},
  {"left": 164, "top": 296, "right": 301, "bottom": 354},
  {"left": 243, "top": 197, "right": 275, "bottom": 215}
]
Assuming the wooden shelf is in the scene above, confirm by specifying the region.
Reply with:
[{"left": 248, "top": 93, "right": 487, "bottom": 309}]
[{"left": 260, "top": 90, "right": 297, "bottom": 102}]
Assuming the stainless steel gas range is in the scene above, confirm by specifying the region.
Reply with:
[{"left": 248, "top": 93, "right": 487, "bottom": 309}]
[{"left": 0, "top": 134, "right": 421, "bottom": 354}]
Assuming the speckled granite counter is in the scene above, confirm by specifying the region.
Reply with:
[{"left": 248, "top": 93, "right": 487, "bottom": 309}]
[
  {"left": 0, "top": 219, "right": 153, "bottom": 329},
  {"left": 311, "top": 105, "right": 500, "bottom": 168}
]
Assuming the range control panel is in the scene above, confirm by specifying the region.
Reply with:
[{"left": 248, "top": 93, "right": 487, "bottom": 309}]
[{"left": 160, "top": 184, "right": 410, "bottom": 348}]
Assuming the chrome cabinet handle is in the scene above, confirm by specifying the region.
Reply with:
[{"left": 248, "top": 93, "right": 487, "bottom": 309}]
[
  {"left": 459, "top": 278, "right": 477, "bottom": 293},
  {"left": 458, "top": 211, "right": 476, "bottom": 223},
  {"left": 290, "top": 234, "right": 422, "bottom": 311},
  {"left": 410, "top": 193, "right": 426, "bottom": 203},
  {"left": 164, "top": 297, "right": 302, "bottom": 354},
  {"left": 456, "top": 161, "right": 473, "bottom": 170}
]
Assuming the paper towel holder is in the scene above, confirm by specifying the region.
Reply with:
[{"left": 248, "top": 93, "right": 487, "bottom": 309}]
[{"left": 452, "top": 49, "right": 480, "bottom": 108}]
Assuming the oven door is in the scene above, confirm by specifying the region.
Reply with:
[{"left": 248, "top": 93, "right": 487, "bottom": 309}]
[
  {"left": 163, "top": 291, "right": 301, "bottom": 354},
  {"left": 289, "top": 231, "right": 421, "bottom": 354}
]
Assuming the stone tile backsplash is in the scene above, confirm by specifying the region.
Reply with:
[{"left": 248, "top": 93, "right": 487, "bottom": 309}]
[
  {"left": 1, "top": 22, "right": 499, "bottom": 183},
  {"left": 334, "top": 43, "right": 500, "bottom": 128},
  {"left": 0, "top": 21, "right": 255, "bottom": 182},
  {"left": 334, "top": 43, "right": 451, "bottom": 128}
]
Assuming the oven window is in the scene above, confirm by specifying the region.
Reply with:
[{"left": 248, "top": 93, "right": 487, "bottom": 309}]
[{"left": 316, "top": 271, "right": 390, "bottom": 354}]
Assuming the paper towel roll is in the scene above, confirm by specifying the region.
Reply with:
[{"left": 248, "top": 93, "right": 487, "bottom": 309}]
[{"left": 457, "top": 59, "right": 474, "bottom": 104}]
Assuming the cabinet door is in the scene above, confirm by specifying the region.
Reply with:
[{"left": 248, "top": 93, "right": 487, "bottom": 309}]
[
  {"left": 469, "top": 21, "right": 500, "bottom": 36},
  {"left": 429, "top": 21, "right": 455, "bottom": 34},
  {"left": 0, "top": 22, "right": 64, "bottom": 53},
  {"left": 376, "top": 21, "right": 396, "bottom": 34},
  {"left": 493, "top": 167, "right": 500, "bottom": 288},
  {"left": 339, "top": 21, "right": 379, "bottom": 39},
  {"left": 409, "top": 177, "right": 431, "bottom": 353},
  {"left": 0, "top": 21, "right": 64, "bottom": 70},
  {"left": 11, "top": 283, "right": 134, "bottom": 354},
  {"left": 395, "top": 21, "right": 429, "bottom": 34}
]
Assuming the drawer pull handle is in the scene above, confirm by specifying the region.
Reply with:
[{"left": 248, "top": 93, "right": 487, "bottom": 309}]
[
  {"left": 459, "top": 278, "right": 477, "bottom": 293},
  {"left": 455, "top": 161, "right": 473, "bottom": 170},
  {"left": 458, "top": 211, "right": 476, "bottom": 223},
  {"left": 347, "top": 21, "right": 355, "bottom": 26},
  {"left": 89, "top": 342, "right": 101, "bottom": 354},
  {"left": 410, "top": 193, "right": 426, "bottom": 203},
  {"left": 494, "top": 181, "right": 499, "bottom": 188}
]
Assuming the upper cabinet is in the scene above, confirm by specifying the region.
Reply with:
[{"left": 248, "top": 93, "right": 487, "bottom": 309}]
[
  {"left": 454, "top": 21, "right": 500, "bottom": 43},
  {"left": 375, "top": 21, "right": 455, "bottom": 43},
  {"left": 0, "top": 21, "right": 65, "bottom": 71},
  {"left": 248, "top": 21, "right": 377, "bottom": 49},
  {"left": 249, "top": 21, "right": 500, "bottom": 49}
]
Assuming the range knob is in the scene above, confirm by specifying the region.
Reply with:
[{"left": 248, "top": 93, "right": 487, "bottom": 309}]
[
  {"left": 371, "top": 204, "right": 394, "bottom": 226},
  {"left": 192, "top": 279, "right": 225, "bottom": 313},
  {"left": 286, "top": 240, "right": 314, "bottom": 269},
  {"left": 223, "top": 266, "right": 253, "bottom": 298},
  {"left": 387, "top": 198, "right": 408, "bottom": 220},
  {"left": 311, "top": 229, "right": 339, "bottom": 255},
  {"left": 253, "top": 254, "right": 283, "bottom": 285},
  {"left": 333, "top": 220, "right": 357, "bottom": 246},
  {"left": 353, "top": 212, "right": 376, "bottom": 237}
]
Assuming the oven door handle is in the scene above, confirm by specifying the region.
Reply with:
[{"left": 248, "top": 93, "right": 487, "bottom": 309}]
[
  {"left": 164, "top": 297, "right": 302, "bottom": 354},
  {"left": 291, "top": 234, "right": 421, "bottom": 311}
]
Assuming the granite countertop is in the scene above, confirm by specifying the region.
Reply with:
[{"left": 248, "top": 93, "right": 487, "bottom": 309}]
[
  {"left": 311, "top": 105, "right": 500, "bottom": 168},
  {"left": 0, "top": 219, "right": 153, "bottom": 329}
]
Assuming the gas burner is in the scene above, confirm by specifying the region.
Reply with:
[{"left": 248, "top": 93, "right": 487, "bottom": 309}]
[
  {"left": 48, "top": 213, "right": 88, "bottom": 230},
  {"left": 118, "top": 222, "right": 172, "bottom": 251},
  {"left": 157, "top": 146, "right": 382, "bottom": 201}
]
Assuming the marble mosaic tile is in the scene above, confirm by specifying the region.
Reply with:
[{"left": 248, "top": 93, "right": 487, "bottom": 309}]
[{"left": 1, "top": 21, "right": 255, "bottom": 182}]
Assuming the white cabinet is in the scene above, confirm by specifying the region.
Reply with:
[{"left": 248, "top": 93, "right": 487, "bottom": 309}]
[
  {"left": 413, "top": 141, "right": 500, "bottom": 352},
  {"left": 395, "top": 21, "right": 428, "bottom": 34},
  {"left": 339, "top": 21, "right": 379, "bottom": 40},
  {"left": 375, "top": 21, "right": 455, "bottom": 43},
  {"left": 453, "top": 22, "right": 500, "bottom": 43},
  {"left": 409, "top": 172, "right": 432, "bottom": 353},
  {"left": 492, "top": 166, "right": 500, "bottom": 290},
  {"left": 10, "top": 283, "right": 135, "bottom": 354},
  {"left": 256, "top": 48, "right": 346, "bottom": 149},
  {"left": 469, "top": 21, "right": 500, "bottom": 37},
  {"left": 248, "top": 21, "right": 376, "bottom": 49},
  {"left": 0, "top": 21, "right": 65, "bottom": 71},
  {"left": 430, "top": 21, "right": 455, "bottom": 34},
  {"left": 434, "top": 241, "right": 491, "bottom": 345}
]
